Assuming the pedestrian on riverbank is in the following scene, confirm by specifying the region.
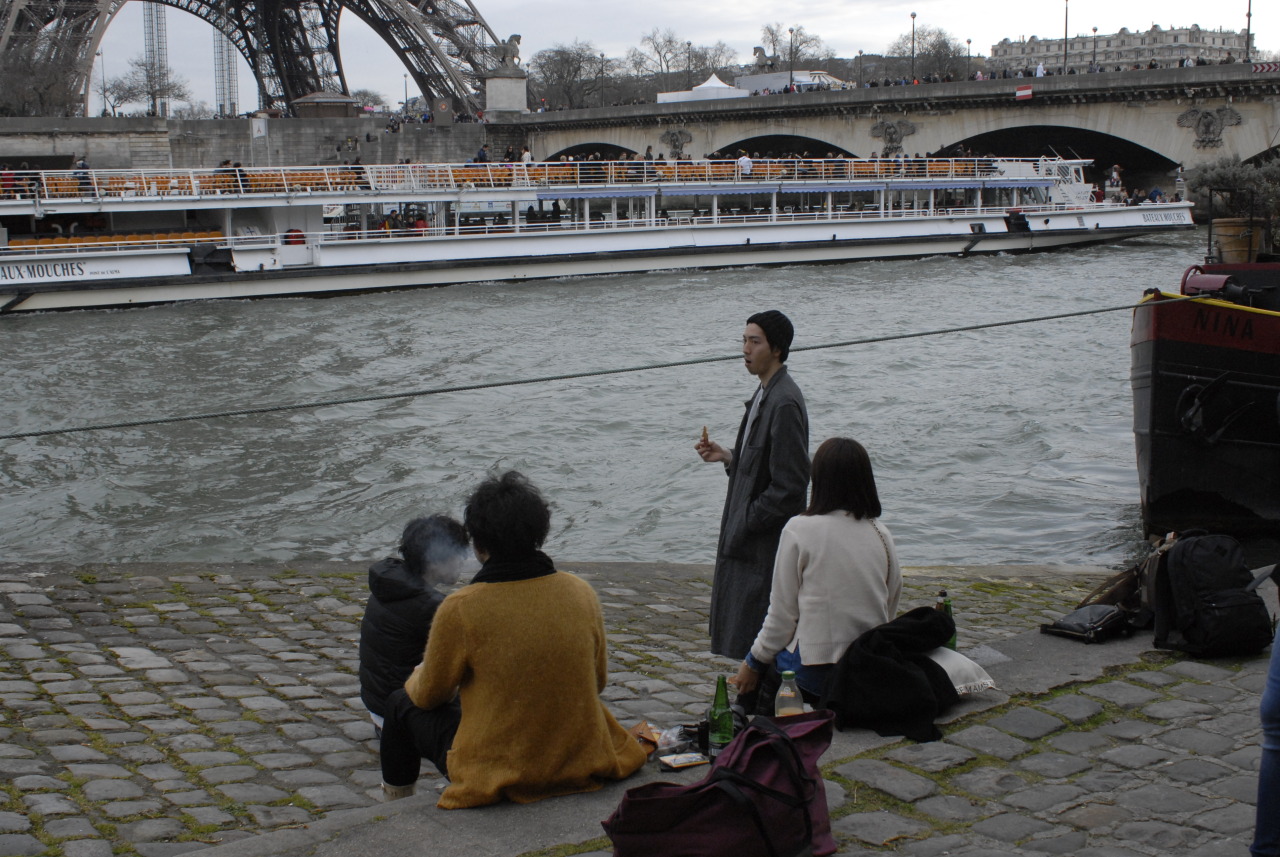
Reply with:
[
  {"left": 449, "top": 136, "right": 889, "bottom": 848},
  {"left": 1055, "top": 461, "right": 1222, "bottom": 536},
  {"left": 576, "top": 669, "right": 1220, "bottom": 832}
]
[
  {"left": 695, "top": 311, "right": 810, "bottom": 697},
  {"left": 357, "top": 515, "right": 471, "bottom": 731},
  {"left": 731, "top": 437, "right": 901, "bottom": 707},
  {"left": 1253, "top": 627, "right": 1280, "bottom": 856},
  {"left": 378, "top": 471, "right": 646, "bottom": 807}
]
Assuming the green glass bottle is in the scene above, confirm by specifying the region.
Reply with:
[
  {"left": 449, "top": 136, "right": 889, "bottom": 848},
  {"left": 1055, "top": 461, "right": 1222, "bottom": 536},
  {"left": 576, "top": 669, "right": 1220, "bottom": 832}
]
[
  {"left": 708, "top": 675, "right": 734, "bottom": 759},
  {"left": 937, "top": 589, "right": 957, "bottom": 651}
]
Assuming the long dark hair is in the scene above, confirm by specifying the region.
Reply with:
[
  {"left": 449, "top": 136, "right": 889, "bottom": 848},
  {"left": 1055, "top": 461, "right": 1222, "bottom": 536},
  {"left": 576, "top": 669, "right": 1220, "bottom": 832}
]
[{"left": 804, "top": 437, "right": 881, "bottom": 519}]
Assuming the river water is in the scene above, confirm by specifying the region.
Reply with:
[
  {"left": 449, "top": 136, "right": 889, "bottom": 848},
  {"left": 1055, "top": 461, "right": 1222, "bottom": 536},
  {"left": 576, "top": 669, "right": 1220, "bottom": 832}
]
[{"left": 0, "top": 227, "right": 1209, "bottom": 569}]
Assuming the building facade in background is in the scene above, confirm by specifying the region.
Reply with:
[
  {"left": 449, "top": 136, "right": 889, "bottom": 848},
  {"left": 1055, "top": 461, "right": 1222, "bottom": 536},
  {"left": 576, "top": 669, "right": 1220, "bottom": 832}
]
[{"left": 990, "top": 25, "right": 1251, "bottom": 72}]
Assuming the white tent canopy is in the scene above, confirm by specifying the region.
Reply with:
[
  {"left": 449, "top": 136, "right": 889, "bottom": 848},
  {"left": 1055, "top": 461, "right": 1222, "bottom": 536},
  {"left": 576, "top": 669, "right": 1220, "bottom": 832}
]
[
  {"left": 657, "top": 74, "right": 750, "bottom": 103},
  {"left": 693, "top": 74, "right": 733, "bottom": 89}
]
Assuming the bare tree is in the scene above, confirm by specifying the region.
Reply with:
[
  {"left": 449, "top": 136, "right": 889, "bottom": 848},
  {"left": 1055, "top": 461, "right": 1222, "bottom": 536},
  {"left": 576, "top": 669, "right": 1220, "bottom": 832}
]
[
  {"left": 886, "top": 25, "right": 965, "bottom": 80},
  {"left": 94, "top": 76, "right": 131, "bottom": 117},
  {"left": 760, "top": 23, "right": 830, "bottom": 66},
  {"left": 350, "top": 89, "right": 386, "bottom": 109},
  {"left": 171, "top": 101, "right": 216, "bottom": 119},
  {"left": 626, "top": 28, "right": 683, "bottom": 89},
  {"left": 527, "top": 41, "right": 608, "bottom": 110},
  {"left": 690, "top": 42, "right": 738, "bottom": 80},
  {"left": 625, "top": 31, "right": 738, "bottom": 95},
  {"left": 118, "top": 55, "right": 192, "bottom": 115}
]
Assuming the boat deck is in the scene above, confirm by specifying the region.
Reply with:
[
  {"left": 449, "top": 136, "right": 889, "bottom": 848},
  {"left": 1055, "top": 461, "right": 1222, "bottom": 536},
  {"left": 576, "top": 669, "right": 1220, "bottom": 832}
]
[{"left": 0, "top": 157, "right": 1060, "bottom": 215}]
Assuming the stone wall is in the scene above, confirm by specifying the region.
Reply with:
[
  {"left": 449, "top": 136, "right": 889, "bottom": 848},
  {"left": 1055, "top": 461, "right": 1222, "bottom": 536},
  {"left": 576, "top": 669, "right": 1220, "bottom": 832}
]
[
  {"left": 167, "top": 118, "right": 489, "bottom": 167},
  {"left": 0, "top": 117, "right": 496, "bottom": 168}
]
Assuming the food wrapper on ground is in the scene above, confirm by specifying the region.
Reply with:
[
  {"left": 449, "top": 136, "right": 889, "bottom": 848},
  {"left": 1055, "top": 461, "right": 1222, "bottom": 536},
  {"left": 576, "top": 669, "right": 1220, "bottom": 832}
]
[{"left": 628, "top": 721, "right": 660, "bottom": 755}]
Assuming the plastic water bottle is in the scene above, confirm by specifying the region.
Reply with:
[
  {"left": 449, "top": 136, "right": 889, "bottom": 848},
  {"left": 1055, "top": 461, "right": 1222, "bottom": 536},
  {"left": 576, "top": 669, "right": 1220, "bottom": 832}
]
[
  {"left": 775, "top": 670, "right": 803, "bottom": 716},
  {"left": 708, "top": 675, "right": 734, "bottom": 759}
]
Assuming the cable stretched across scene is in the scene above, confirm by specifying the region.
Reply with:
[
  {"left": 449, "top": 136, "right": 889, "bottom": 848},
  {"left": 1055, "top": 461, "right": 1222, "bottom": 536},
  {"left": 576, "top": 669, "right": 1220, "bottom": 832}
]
[{"left": 0, "top": 294, "right": 1188, "bottom": 442}]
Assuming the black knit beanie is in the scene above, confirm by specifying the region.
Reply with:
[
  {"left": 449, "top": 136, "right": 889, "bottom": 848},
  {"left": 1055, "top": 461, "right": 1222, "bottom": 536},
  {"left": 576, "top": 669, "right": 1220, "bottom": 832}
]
[{"left": 746, "top": 310, "right": 794, "bottom": 362}]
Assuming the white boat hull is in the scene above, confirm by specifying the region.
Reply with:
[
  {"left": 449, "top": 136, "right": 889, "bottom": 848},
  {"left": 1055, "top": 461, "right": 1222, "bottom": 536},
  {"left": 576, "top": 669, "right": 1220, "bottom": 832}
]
[{"left": 0, "top": 208, "right": 1190, "bottom": 313}]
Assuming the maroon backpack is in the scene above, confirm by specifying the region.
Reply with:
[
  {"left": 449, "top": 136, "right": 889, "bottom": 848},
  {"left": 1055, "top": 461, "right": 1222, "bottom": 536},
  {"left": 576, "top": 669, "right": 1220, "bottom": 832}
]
[{"left": 602, "top": 709, "right": 837, "bottom": 857}]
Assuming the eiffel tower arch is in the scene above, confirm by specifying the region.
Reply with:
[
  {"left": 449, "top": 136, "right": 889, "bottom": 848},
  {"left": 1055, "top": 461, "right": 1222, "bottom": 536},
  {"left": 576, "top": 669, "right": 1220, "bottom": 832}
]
[{"left": 0, "top": 0, "right": 509, "bottom": 115}]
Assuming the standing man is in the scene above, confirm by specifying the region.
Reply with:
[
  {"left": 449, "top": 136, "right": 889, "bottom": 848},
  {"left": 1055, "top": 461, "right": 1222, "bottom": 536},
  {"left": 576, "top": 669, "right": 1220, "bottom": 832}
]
[{"left": 696, "top": 310, "right": 810, "bottom": 665}]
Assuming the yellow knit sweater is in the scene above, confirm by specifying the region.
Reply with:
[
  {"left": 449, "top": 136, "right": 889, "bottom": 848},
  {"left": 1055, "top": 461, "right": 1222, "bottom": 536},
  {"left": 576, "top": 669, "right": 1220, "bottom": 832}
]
[{"left": 404, "top": 570, "right": 647, "bottom": 809}]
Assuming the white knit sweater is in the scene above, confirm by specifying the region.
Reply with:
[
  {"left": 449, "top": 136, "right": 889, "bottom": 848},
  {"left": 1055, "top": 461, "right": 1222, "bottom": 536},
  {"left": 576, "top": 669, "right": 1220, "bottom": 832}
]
[{"left": 749, "top": 511, "right": 903, "bottom": 667}]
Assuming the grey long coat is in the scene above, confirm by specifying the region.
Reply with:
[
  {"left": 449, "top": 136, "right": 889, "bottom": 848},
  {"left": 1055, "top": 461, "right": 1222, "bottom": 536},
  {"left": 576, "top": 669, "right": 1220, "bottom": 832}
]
[{"left": 709, "top": 365, "right": 810, "bottom": 659}]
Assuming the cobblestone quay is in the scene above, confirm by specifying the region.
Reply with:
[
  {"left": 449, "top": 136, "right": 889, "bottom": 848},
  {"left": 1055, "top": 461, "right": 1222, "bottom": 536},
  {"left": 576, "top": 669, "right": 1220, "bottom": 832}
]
[{"left": 0, "top": 561, "right": 1273, "bottom": 856}]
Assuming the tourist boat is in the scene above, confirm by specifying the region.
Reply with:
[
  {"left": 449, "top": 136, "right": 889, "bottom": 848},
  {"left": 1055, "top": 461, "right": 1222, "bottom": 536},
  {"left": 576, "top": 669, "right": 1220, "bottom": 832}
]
[
  {"left": 0, "top": 156, "right": 1194, "bottom": 313},
  {"left": 1131, "top": 242, "right": 1280, "bottom": 536}
]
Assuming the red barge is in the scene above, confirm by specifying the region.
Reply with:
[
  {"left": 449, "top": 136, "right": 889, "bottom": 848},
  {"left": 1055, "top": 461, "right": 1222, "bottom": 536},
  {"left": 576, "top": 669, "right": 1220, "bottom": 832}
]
[{"left": 1132, "top": 259, "right": 1280, "bottom": 536}]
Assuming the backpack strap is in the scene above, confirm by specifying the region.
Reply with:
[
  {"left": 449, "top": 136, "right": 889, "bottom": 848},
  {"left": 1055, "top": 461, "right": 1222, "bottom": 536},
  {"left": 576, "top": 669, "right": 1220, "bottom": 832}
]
[
  {"left": 710, "top": 769, "right": 814, "bottom": 857},
  {"left": 711, "top": 778, "right": 783, "bottom": 857}
]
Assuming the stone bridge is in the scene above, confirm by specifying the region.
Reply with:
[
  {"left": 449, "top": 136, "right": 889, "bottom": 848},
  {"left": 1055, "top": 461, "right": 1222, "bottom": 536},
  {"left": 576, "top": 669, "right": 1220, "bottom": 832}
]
[{"left": 518, "top": 64, "right": 1280, "bottom": 182}]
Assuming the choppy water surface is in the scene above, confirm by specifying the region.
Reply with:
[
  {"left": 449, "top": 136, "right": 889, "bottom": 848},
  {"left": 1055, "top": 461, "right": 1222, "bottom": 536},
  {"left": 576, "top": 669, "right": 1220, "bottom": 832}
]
[{"left": 0, "top": 229, "right": 1209, "bottom": 568}]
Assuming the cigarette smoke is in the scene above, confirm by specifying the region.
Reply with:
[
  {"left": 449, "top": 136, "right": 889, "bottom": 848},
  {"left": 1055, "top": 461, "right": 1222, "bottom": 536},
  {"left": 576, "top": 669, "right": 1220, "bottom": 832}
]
[{"left": 425, "top": 538, "right": 480, "bottom": 587}]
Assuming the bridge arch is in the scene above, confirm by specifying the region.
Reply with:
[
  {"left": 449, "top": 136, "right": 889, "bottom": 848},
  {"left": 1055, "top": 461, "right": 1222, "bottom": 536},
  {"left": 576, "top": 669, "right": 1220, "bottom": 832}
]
[
  {"left": 549, "top": 142, "right": 638, "bottom": 160},
  {"left": 714, "top": 135, "right": 854, "bottom": 159},
  {"left": 936, "top": 124, "right": 1179, "bottom": 187}
]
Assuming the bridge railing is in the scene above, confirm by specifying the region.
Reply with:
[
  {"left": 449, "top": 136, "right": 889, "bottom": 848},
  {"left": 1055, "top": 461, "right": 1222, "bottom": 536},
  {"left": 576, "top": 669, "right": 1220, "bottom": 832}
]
[{"left": 0, "top": 157, "right": 1078, "bottom": 206}]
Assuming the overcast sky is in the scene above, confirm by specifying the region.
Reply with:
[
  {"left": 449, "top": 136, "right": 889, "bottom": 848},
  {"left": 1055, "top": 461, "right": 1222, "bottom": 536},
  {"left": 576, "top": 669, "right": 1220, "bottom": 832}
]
[{"left": 93, "top": 0, "right": 1268, "bottom": 112}]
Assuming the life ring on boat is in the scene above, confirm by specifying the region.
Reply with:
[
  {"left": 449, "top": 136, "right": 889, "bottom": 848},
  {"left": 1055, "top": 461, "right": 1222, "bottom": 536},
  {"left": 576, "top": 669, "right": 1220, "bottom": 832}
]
[{"left": 283, "top": 228, "right": 305, "bottom": 245}]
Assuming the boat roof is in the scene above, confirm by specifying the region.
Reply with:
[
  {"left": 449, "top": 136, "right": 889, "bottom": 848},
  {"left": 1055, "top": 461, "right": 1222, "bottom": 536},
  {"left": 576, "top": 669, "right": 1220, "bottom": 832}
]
[{"left": 0, "top": 157, "right": 1086, "bottom": 215}]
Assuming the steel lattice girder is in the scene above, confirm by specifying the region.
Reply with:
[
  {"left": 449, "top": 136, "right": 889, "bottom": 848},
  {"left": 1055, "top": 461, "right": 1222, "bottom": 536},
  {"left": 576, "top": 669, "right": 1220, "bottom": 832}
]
[
  {"left": 0, "top": 0, "right": 505, "bottom": 113},
  {"left": 0, "top": 0, "right": 113, "bottom": 104}
]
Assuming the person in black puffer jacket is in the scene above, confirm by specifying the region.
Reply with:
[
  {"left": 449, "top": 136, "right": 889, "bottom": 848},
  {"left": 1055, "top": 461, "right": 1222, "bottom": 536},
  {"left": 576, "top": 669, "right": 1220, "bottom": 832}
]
[{"left": 359, "top": 515, "right": 472, "bottom": 729}]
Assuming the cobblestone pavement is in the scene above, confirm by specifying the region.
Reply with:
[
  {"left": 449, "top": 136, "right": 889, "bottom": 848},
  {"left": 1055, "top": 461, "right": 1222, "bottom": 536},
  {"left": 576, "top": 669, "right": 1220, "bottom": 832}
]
[{"left": 0, "top": 561, "right": 1271, "bottom": 857}]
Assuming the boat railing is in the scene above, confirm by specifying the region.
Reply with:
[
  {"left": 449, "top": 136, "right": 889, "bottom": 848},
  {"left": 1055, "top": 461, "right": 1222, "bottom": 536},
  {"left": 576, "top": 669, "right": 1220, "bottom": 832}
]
[
  {"left": 0, "top": 197, "right": 1135, "bottom": 255},
  {"left": 1, "top": 230, "right": 226, "bottom": 254},
  {"left": 0, "top": 157, "right": 1089, "bottom": 206}
]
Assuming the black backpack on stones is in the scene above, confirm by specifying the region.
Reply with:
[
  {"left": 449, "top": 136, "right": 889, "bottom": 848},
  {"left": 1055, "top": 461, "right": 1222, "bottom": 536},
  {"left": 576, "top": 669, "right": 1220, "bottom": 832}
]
[{"left": 1146, "top": 533, "right": 1275, "bottom": 658}]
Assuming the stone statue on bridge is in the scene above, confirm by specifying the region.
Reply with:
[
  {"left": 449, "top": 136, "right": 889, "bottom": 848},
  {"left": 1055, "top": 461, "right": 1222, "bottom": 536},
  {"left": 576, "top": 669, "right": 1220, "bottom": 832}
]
[
  {"left": 753, "top": 47, "right": 780, "bottom": 72},
  {"left": 870, "top": 119, "right": 917, "bottom": 157},
  {"left": 1176, "top": 105, "right": 1243, "bottom": 149},
  {"left": 487, "top": 35, "right": 526, "bottom": 79},
  {"left": 660, "top": 128, "right": 693, "bottom": 157}
]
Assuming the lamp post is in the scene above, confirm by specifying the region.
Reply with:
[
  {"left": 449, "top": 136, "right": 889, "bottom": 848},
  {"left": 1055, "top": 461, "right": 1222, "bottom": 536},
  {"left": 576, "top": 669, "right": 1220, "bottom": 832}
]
[
  {"left": 788, "top": 27, "right": 795, "bottom": 90},
  {"left": 966, "top": 38, "right": 971, "bottom": 79},
  {"left": 1092, "top": 27, "right": 1097, "bottom": 69},
  {"left": 599, "top": 53, "right": 606, "bottom": 107},
  {"left": 402, "top": 73, "right": 408, "bottom": 114},
  {"left": 857, "top": 49, "right": 863, "bottom": 87},
  {"left": 1245, "top": 0, "right": 1253, "bottom": 62},
  {"left": 1062, "top": 0, "right": 1069, "bottom": 75},
  {"left": 96, "top": 49, "right": 108, "bottom": 115},
  {"left": 910, "top": 12, "right": 916, "bottom": 81},
  {"left": 686, "top": 41, "right": 692, "bottom": 89}
]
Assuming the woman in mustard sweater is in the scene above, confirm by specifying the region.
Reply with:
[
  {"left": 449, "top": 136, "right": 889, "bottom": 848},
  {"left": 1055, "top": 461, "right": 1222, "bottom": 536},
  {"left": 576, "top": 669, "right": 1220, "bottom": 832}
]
[{"left": 378, "top": 471, "right": 647, "bottom": 808}]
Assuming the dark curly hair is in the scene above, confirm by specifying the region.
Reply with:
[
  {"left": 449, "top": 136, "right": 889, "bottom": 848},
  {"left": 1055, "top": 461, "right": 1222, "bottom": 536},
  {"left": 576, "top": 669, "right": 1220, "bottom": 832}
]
[{"left": 464, "top": 471, "right": 551, "bottom": 559}]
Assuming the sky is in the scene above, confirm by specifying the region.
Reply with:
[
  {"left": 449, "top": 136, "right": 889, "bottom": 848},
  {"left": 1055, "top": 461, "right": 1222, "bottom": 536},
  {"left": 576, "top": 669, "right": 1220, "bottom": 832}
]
[{"left": 92, "top": 0, "right": 1269, "bottom": 113}]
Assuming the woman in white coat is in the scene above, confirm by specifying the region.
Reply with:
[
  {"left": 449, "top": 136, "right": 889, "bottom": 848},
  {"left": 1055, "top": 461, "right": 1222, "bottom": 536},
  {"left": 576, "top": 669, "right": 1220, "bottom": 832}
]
[{"left": 732, "top": 437, "right": 902, "bottom": 705}]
